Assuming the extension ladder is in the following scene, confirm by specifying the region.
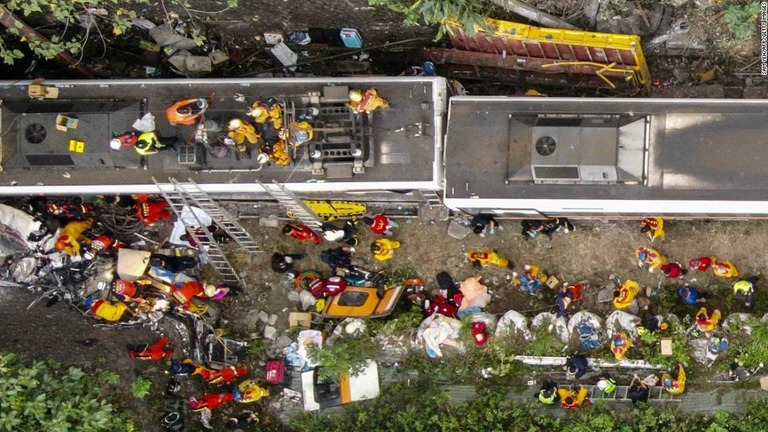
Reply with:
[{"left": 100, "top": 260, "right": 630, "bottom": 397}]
[
  {"left": 258, "top": 180, "right": 323, "bottom": 229},
  {"left": 560, "top": 384, "right": 679, "bottom": 402},
  {"left": 153, "top": 177, "right": 259, "bottom": 287}
]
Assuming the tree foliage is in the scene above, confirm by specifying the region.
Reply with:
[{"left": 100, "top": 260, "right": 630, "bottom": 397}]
[
  {"left": 293, "top": 383, "right": 768, "bottom": 432},
  {"left": 367, "top": 0, "right": 489, "bottom": 39},
  {"left": 0, "top": 353, "right": 131, "bottom": 432},
  {"left": 0, "top": 0, "right": 239, "bottom": 65}
]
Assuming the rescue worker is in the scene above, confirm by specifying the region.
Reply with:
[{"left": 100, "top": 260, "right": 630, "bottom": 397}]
[
  {"left": 204, "top": 284, "right": 237, "bottom": 301},
  {"left": 288, "top": 121, "right": 314, "bottom": 146},
  {"left": 198, "top": 365, "right": 248, "bottom": 384},
  {"left": 469, "top": 250, "right": 514, "bottom": 270},
  {"left": 627, "top": 375, "right": 650, "bottom": 404},
  {"left": 689, "top": 256, "right": 717, "bottom": 272},
  {"left": 271, "top": 252, "right": 305, "bottom": 274},
  {"left": 564, "top": 353, "right": 589, "bottom": 380},
  {"left": 237, "top": 379, "right": 270, "bottom": 403},
  {"left": 363, "top": 214, "right": 398, "bottom": 236},
  {"left": 555, "top": 283, "right": 583, "bottom": 318},
  {"left": 227, "top": 118, "right": 260, "bottom": 145},
  {"left": 172, "top": 280, "right": 207, "bottom": 310},
  {"left": 247, "top": 99, "right": 283, "bottom": 129},
  {"left": 128, "top": 337, "right": 173, "bottom": 360},
  {"left": 88, "top": 298, "right": 129, "bottom": 322},
  {"left": 347, "top": 88, "right": 388, "bottom": 114},
  {"left": 470, "top": 214, "right": 499, "bottom": 237},
  {"left": 635, "top": 246, "right": 666, "bottom": 272},
  {"left": 678, "top": 285, "right": 707, "bottom": 305},
  {"left": 166, "top": 98, "right": 208, "bottom": 125},
  {"left": 54, "top": 219, "right": 93, "bottom": 256},
  {"left": 661, "top": 364, "right": 686, "bottom": 395},
  {"left": 558, "top": 385, "right": 590, "bottom": 409},
  {"left": 695, "top": 308, "right": 721, "bottom": 333},
  {"left": 135, "top": 195, "right": 172, "bottom": 226},
  {"left": 613, "top": 280, "right": 639, "bottom": 310},
  {"left": 260, "top": 137, "right": 290, "bottom": 166},
  {"left": 112, "top": 279, "right": 143, "bottom": 302},
  {"left": 596, "top": 372, "right": 617, "bottom": 395},
  {"left": 640, "top": 217, "right": 665, "bottom": 241},
  {"left": 226, "top": 411, "right": 258, "bottom": 430},
  {"left": 512, "top": 264, "right": 545, "bottom": 295},
  {"left": 133, "top": 131, "right": 174, "bottom": 156},
  {"left": 534, "top": 380, "right": 560, "bottom": 405},
  {"left": 637, "top": 314, "right": 668, "bottom": 336},
  {"left": 660, "top": 262, "right": 687, "bottom": 279},
  {"left": 170, "top": 359, "right": 200, "bottom": 376},
  {"left": 611, "top": 332, "right": 632, "bottom": 360},
  {"left": 733, "top": 277, "right": 757, "bottom": 307},
  {"left": 283, "top": 224, "right": 322, "bottom": 244},
  {"left": 371, "top": 238, "right": 401, "bottom": 261},
  {"left": 188, "top": 392, "right": 236, "bottom": 412},
  {"left": 713, "top": 261, "right": 739, "bottom": 278}
]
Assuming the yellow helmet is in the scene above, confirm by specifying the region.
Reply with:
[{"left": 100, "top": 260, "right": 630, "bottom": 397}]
[
  {"left": 348, "top": 90, "right": 363, "bottom": 102},
  {"left": 248, "top": 106, "right": 264, "bottom": 117}
]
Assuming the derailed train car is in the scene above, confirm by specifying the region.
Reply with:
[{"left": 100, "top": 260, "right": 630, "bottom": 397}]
[{"left": 2, "top": 77, "right": 768, "bottom": 217}]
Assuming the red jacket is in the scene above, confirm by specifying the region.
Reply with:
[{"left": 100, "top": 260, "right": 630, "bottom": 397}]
[
  {"left": 129, "top": 337, "right": 173, "bottom": 361},
  {"left": 369, "top": 215, "right": 390, "bottom": 235},
  {"left": 188, "top": 393, "right": 235, "bottom": 411},
  {"left": 661, "top": 263, "right": 685, "bottom": 278},
  {"left": 288, "top": 224, "right": 322, "bottom": 244}
]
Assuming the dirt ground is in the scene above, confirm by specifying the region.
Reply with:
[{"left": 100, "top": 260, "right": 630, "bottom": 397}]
[
  {"left": 230, "top": 216, "right": 768, "bottom": 330},
  {"left": 2, "top": 214, "right": 766, "bottom": 431}
]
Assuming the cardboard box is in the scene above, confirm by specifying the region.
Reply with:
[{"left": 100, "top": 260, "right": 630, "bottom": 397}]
[
  {"left": 544, "top": 275, "right": 561, "bottom": 290},
  {"left": 289, "top": 312, "right": 312, "bottom": 329},
  {"left": 117, "top": 248, "right": 152, "bottom": 281},
  {"left": 56, "top": 114, "right": 79, "bottom": 131},
  {"left": 660, "top": 337, "right": 673, "bottom": 356},
  {"left": 760, "top": 376, "right": 768, "bottom": 390}
]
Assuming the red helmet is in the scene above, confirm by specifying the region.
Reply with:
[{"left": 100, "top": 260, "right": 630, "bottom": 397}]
[
  {"left": 471, "top": 321, "right": 487, "bottom": 335},
  {"left": 308, "top": 278, "right": 326, "bottom": 299},
  {"left": 434, "top": 301, "right": 458, "bottom": 318},
  {"left": 473, "top": 332, "right": 488, "bottom": 346},
  {"left": 324, "top": 276, "right": 347, "bottom": 297}
]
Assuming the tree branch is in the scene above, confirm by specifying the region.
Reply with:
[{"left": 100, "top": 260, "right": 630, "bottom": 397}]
[
  {"left": 487, "top": 0, "right": 579, "bottom": 30},
  {"left": 0, "top": 5, "right": 94, "bottom": 78}
]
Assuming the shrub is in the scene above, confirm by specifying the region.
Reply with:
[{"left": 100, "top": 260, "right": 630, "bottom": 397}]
[{"left": 0, "top": 352, "right": 130, "bottom": 431}]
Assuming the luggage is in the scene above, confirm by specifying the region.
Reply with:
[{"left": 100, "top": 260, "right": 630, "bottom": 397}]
[{"left": 340, "top": 28, "right": 363, "bottom": 49}]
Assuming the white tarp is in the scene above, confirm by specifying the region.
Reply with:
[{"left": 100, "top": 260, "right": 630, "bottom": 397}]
[{"left": 495, "top": 310, "right": 533, "bottom": 341}]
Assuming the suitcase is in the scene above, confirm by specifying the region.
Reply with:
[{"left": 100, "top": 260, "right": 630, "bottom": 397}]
[{"left": 340, "top": 28, "right": 363, "bottom": 49}]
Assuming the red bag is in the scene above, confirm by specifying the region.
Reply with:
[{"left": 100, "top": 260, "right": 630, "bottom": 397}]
[{"left": 265, "top": 360, "right": 286, "bottom": 386}]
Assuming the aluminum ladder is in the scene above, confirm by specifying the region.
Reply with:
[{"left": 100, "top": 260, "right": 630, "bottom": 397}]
[
  {"left": 153, "top": 177, "right": 254, "bottom": 287},
  {"left": 258, "top": 180, "right": 323, "bottom": 229},
  {"left": 560, "top": 384, "right": 679, "bottom": 402}
]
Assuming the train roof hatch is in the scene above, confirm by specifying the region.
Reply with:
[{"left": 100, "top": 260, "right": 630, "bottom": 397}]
[{"left": 507, "top": 114, "right": 647, "bottom": 185}]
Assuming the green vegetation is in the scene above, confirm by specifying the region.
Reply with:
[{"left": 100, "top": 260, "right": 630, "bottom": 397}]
[
  {"left": 729, "top": 318, "right": 768, "bottom": 368},
  {"left": 130, "top": 376, "right": 151, "bottom": 400},
  {"left": 293, "top": 380, "right": 768, "bottom": 431},
  {"left": 722, "top": 1, "right": 761, "bottom": 40},
  {"left": 0, "top": 0, "right": 239, "bottom": 65},
  {"left": 0, "top": 353, "right": 132, "bottom": 431},
  {"left": 307, "top": 334, "right": 374, "bottom": 382},
  {"left": 638, "top": 318, "right": 692, "bottom": 369},
  {"left": 367, "top": 0, "right": 489, "bottom": 38}
]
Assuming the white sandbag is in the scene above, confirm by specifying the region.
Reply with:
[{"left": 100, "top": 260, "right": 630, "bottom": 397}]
[
  {"left": 495, "top": 310, "right": 533, "bottom": 341},
  {"left": 605, "top": 310, "right": 641, "bottom": 340},
  {"left": 531, "top": 311, "right": 570, "bottom": 344}
]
